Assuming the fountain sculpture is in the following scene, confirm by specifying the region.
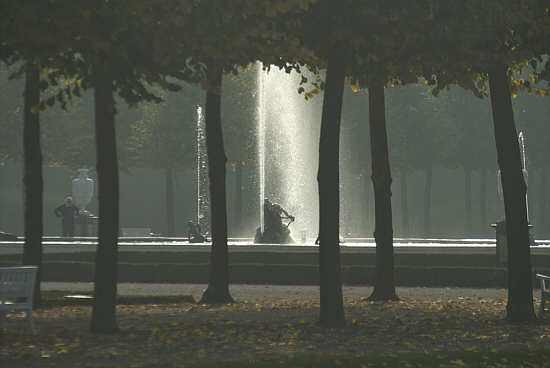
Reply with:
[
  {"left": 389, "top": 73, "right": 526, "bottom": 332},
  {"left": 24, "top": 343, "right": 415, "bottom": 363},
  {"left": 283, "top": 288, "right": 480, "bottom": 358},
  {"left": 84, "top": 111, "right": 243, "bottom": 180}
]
[{"left": 254, "top": 198, "right": 295, "bottom": 243}]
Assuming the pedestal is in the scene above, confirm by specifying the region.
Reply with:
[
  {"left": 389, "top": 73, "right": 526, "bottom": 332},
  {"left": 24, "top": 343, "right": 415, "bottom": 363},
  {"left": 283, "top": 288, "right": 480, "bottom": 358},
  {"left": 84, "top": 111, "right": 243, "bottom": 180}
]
[{"left": 76, "top": 215, "right": 98, "bottom": 237}]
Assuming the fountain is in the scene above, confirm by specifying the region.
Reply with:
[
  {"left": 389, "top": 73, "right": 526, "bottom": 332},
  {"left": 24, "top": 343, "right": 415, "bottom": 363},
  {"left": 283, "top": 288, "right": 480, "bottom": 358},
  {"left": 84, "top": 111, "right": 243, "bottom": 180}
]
[
  {"left": 196, "top": 105, "right": 210, "bottom": 238},
  {"left": 255, "top": 63, "right": 322, "bottom": 242}
]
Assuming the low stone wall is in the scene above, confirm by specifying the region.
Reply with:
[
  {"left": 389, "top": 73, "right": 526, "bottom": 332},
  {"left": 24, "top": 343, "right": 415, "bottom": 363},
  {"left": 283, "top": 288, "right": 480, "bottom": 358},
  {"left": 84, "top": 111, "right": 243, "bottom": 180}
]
[{"left": 2, "top": 249, "right": 549, "bottom": 288}]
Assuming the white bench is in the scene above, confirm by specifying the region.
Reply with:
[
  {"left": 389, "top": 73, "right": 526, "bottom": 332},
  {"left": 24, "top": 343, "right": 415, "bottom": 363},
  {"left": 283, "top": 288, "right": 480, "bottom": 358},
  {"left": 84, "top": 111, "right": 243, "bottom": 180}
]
[
  {"left": 536, "top": 273, "right": 550, "bottom": 317},
  {"left": 0, "top": 266, "right": 38, "bottom": 334}
]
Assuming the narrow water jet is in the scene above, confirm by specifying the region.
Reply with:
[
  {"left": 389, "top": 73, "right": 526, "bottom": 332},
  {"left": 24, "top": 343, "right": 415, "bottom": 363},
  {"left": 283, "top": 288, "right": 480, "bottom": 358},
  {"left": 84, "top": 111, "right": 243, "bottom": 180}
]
[{"left": 196, "top": 105, "right": 210, "bottom": 236}]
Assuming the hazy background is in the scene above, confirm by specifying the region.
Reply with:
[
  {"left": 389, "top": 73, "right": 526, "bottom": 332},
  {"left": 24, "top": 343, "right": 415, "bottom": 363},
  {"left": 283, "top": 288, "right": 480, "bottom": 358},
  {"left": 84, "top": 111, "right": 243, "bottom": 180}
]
[{"left": 1, "top": 66, "right": 548, "bottom": 239}]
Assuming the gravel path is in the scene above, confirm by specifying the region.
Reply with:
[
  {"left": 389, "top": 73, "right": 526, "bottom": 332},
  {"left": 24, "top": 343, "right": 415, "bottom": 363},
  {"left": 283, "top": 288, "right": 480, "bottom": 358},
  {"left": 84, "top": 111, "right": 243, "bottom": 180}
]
[{"left": 42, "top": 282, "right": 508, "bottom": 302}]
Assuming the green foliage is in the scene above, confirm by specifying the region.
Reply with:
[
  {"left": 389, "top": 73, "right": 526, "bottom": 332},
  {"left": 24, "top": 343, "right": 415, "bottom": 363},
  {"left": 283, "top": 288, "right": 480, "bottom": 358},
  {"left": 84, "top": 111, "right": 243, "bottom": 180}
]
[{"left": 0, "top": 64, "right": 23, "bottom": 164}]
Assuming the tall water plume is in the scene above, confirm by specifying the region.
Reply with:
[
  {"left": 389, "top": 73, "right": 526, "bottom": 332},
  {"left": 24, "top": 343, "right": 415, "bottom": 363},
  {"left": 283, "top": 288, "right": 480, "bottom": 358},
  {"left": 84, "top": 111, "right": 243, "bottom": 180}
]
[
  {"left": 256, "top": 63, "right": 322, "bottom": 241},
  {"left": 196, "top": 105, "right": 210, "bottom": 235}
]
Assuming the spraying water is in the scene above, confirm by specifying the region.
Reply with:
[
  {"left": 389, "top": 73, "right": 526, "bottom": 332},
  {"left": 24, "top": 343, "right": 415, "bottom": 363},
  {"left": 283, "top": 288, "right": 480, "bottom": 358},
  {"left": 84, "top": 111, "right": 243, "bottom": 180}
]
[
  {"left": 196, "top": 105, "right": 210, "bottom": 235},
  {"left": 257, "top": 65, "right": 266, "bottom": 233},
  {"left": 518, "top": 131, "right": 529, "bottom": 222},
  {"left": 256, "top": 63, "right": 321, "bottom": 241}
]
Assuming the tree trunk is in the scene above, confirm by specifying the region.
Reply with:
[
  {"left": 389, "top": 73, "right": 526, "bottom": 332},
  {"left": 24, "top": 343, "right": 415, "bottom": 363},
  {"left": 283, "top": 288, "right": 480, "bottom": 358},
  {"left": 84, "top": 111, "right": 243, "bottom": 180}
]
[
  {"left": 199, "top": 65, "right": 233, "bottom": 304},
  {"left": 367, "top": 81, "right": 397, "bottom": 301},
  {"left": 317, "top": 47, "right": 346, "bottom": 328},
  {"left": 234, "top": 162, "right": 243, "bottom": 237},
  {"left": 90, "top": 70, "right": 120, "bottom": 333},
  {"left": 21, "top": 64, "right": 43, "bottom": 308},
  {"left": 423, "top": 166, "right": 433, "bottom": 237},
  {"left": 480, "top": 167, "right": 488, "bottom": 236},
  {"left": 465, "top": 168, "right": 472, "bottom": 235},
  {"left": 488, "top": 63, "right": 535, "bottom": 322},
  {"left": 400, "top": 168, "right": 409, "bottom": 237},
  {"left": 165, "top": 167, "right": 175, "bottom": 236}
]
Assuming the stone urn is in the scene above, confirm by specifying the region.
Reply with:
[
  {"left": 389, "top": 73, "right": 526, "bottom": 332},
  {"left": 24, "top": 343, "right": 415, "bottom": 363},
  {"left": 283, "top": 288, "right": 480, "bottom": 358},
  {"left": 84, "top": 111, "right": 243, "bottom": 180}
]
[{"left": 72, "top": 168, "right": 94, "bottom": 215}]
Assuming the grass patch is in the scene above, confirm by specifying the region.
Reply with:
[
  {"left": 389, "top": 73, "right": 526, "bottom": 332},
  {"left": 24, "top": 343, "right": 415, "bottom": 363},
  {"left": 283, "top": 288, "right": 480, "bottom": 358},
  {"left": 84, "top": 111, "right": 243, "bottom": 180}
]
[
  {"left": 141, "top": 349, "right": 550, "bottom": 368},
  {"left": 3, "top": 297, "right": 550, "bottom": 367}
]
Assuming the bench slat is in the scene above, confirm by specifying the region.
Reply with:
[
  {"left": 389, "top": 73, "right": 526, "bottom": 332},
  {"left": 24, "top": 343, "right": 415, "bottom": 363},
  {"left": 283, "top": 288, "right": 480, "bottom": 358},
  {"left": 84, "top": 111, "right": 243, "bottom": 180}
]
[{"left": 0, "top": 266, "right": 38, "bottom": 334}]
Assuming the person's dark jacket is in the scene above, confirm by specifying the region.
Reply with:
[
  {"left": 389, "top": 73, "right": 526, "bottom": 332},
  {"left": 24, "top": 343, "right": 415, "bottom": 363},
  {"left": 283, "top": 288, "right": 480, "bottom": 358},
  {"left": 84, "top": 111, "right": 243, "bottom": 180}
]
[{"left": 54, "top": 204, "right": 79, "bottom": 223}]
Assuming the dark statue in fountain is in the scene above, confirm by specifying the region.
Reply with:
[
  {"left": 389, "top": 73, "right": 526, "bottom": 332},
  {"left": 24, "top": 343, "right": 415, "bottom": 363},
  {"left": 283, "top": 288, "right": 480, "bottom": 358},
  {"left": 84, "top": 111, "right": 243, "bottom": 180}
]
[
  {"left": 255, "top": 198, "right": 295, "bottom": 243},
  {"left": 187, "top": 220, "right": 206, "bottom": 243}
]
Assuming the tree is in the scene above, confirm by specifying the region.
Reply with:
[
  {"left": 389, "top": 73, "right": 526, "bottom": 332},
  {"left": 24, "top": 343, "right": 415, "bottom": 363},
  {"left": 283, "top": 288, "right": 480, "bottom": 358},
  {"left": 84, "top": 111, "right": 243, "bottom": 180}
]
[
  {"left": 90, "top": 65, "right": 120, "bottom": 333},
  {"left": 199, "top": 65, "right": 233, "bottom": 304},
  {"left": 488, "top": 64, "right": 536, "bottom": 321},
  {"left": 426, "top": 1, "right": 542, "bottom": 321},
  {"left": 366, "top": 80, "right": 397, "bottom": 301},
  {"left": 1, "top": 0, "right": 65, "bottom": 309},
  {"left": 185, "top": 0, "right": 318, "bottom": 304},
  {"left": 21, "top": 63, "right": 43, "bottom": 308},
  {"left": 317, "top": 45, "right": 346, "bottom": 327}
]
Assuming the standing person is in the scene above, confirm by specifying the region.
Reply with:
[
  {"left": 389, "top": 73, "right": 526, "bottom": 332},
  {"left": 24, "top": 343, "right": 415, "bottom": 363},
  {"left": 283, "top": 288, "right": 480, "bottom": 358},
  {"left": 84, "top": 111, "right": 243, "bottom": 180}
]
[{"left": 54, "top": 196, "right": 79, "bottom": 237}]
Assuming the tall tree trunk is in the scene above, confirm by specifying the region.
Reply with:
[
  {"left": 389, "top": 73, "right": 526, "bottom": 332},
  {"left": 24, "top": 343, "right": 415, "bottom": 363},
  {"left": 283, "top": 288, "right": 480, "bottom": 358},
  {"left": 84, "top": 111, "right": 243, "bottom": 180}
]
[
  {"left": 90, "top": 70, "right": 120, "bottom": 333},
  {"left": 488, "top": 63, "right": 535, "bottom": 322},
  {"left": 480, "top": 167, "right": 488, "bottom": 236},
  {"left": 165, "top": 167, "right": 175, "bottom": 236},
  {"left": 21, "top": 64, "right": 43, "bottom": 308},
  {"left": 234, "top": 162, "right": 243, "bottom": 237},
  {"left": 423, "top": 166, "right": 433, "bottom": 237},
  {"left": 465, "top": 167, "right": 472, "bottom": 235},
  {"left": 199, "top": 65, "right": 233, "bottom": 304},
  {"left": 367, "top": 81, "right": 397, "bottom": 301},
  {"left": 317, "top": 47, "right": 346, "bottom": 328},
  {"left": 400, "top": 168, "right": 409, "bottom": 237}
]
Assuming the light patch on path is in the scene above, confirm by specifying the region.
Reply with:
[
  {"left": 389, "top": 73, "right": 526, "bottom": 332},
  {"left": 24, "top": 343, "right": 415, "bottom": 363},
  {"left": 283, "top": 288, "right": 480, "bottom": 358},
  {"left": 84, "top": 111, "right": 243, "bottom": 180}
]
[{"left": 42, "top": 282, "right": 508, "bottom": 302}]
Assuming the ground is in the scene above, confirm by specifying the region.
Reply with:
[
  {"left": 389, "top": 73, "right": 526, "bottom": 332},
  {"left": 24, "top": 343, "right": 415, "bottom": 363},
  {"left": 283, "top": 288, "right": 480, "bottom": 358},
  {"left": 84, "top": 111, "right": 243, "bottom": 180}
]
[{"left": 1, "top": 284, "right": 549, "bottom": 367}]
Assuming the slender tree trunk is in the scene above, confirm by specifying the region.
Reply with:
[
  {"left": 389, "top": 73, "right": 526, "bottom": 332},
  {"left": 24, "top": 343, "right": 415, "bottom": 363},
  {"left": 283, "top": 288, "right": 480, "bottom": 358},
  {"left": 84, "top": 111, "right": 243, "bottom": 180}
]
[
  {"left": 480, "top": 167, "right": 488, "bottom": 236},
  {"left": 90, "top": 70, "right": 120, "bottom": 333},
  {"left": 234, "top": 163, "right": 243, "bottom": 237},
  {"left": 367, "top": 81, "right": 397, "bottom": 301},
  {"left": 423, "top": 166, "right": 433, "bottom": 237},
  {"left": 317, "top": 47, "right": 346, "bottom": 328},
  {"left": 465, "top": 167, "right": 472, "bottom": 235},
  {"left": 400, "top": 168, "right": 409, "bottom": 237},
  {"left": 199, "top": 65, "right": 233, "bottom": 304},
  {"left": 488, "top": 63, "right": 535, "bottom": 322},
  {"left": 21, "top": 64, "right": 43, "bottom": 308},
  {"left": 165, "top": 167, "right": 175, "bottom": 236}
]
